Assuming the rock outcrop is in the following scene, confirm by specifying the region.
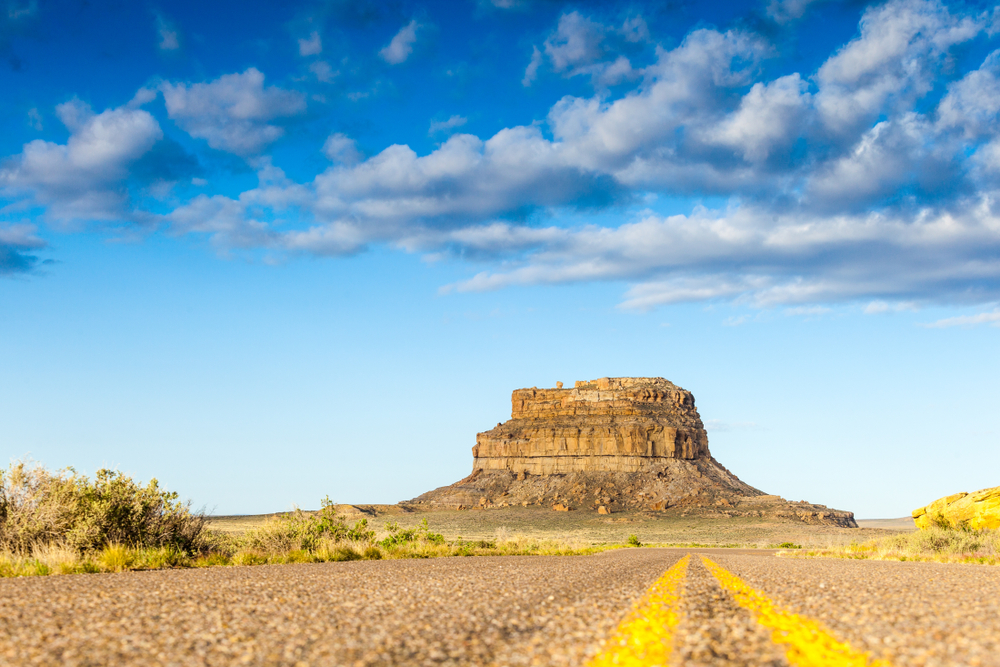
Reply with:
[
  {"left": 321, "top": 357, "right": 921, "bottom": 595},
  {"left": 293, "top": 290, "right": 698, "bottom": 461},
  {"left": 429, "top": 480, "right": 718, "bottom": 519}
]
[
  {"left": 912, "top": 486, "right": 1000, "bottom": 530},
  {"left": 473, "top": 377, "right": 710, "bottom": 475},
  {"left": 408, "top": 377, "right": 857, "bottom": 527}
]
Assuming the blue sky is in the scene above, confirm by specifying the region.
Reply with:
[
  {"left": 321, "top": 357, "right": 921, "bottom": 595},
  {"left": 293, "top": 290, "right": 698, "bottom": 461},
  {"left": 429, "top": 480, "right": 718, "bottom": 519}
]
[{"left": 2, "top": 0, "right": 999, "bottom": 518}]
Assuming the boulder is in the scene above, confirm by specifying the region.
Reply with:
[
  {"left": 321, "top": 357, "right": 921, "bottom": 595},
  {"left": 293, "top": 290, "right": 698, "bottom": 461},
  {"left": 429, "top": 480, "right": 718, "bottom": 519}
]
[{"left": 912, "top": 486, "right": 1000, "bottom": 530}]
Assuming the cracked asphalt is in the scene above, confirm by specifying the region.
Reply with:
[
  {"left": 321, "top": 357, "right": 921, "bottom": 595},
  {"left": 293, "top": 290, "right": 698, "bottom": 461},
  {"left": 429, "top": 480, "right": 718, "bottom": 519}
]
[{"left": 0, "top": 548, "right": 998, "bottom": 666}]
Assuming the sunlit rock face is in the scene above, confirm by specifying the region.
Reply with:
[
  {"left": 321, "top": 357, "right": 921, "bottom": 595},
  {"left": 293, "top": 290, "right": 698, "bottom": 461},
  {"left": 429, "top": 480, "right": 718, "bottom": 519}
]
[
  {"left": 473, "top": 377, "right": 711, "bottom": 475},
  {"left": 407, "top": 377, "right": 858, "bottom": 528},
  {"left": 913, "top": 486, "right": 1000, "bottom": 530}
]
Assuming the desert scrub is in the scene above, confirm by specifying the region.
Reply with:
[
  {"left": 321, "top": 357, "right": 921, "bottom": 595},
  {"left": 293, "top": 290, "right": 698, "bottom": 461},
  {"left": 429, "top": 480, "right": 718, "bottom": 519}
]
[
  {"left": 234, "top": 496, "right": 375, "bottom": 555},
  {"left": 0, "top": 459, "right": 206, "bottom": 556},
  {"left": 0, "top": 485, "right": 617, "bottom": 577},
  {"left": 792, "top": 526, "right": 1000, "bottom": 565}
]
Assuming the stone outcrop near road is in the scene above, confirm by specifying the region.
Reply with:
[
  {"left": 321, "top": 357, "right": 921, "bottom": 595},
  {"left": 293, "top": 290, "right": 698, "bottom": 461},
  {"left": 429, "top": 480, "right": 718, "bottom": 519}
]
[
  {"left": 408, "top": 377, "right": 857, "bottom": 527},
  {"left": 912, "top": 485, "right": 1000, "bottom": 530}
]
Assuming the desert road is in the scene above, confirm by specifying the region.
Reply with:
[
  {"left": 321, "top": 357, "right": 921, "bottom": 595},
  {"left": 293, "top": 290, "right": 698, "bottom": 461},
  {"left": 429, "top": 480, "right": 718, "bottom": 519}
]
[{"left": 1, "top": 549, "right": 998, "bottom": 667}]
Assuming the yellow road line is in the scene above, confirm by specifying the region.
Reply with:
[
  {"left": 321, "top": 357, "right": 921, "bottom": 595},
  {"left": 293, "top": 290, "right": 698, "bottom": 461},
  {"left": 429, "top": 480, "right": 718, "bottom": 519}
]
[
  {"left": 587, "top": 554, "right": 690, "bottom": 667},
  {"left": 702, "top": 556, "right": 894, "bottom": 667}
]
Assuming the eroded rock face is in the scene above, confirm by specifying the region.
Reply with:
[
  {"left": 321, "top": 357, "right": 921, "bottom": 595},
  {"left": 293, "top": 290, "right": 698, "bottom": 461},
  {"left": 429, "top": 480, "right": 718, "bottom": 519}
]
[
  {"left": 407, "top": 377, "right": 858, "bottom": 528},
  {"left": 473, "top": 377, "right": 710, "bottom": 475},
  {"left": 913, "top": 486, "right": 1000, "bottom": 530}
]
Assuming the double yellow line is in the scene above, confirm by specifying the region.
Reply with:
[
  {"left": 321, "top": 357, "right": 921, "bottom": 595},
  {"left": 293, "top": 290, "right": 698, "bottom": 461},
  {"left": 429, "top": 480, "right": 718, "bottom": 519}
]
[{"left": 588, "top": 554, "right": 893, "bottom": 667}]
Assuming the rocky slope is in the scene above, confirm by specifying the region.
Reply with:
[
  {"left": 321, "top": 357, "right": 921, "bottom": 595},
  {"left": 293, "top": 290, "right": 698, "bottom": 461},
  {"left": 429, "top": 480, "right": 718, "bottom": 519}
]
[
  {"left": 913, "top": 486, "right": 1000, "bottom": 530},
  {"left": 408, "top": 377, "right": 857, "bottom": 528}
]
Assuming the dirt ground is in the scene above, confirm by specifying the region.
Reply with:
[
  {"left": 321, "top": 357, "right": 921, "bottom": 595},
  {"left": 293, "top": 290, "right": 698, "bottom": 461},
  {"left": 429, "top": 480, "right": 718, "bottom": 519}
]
[{"left": 206, "top": 505, "right": 913, "bottom": 548}]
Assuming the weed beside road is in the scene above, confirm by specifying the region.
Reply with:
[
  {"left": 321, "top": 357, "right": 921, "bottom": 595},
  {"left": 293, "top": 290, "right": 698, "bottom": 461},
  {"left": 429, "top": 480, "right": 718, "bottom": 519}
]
[
  {"left": 790, "top": 526, "right": 1000, "bottom": 565},
  {"left": 0, "top": 461, "right": 620, "bottom": 577}
]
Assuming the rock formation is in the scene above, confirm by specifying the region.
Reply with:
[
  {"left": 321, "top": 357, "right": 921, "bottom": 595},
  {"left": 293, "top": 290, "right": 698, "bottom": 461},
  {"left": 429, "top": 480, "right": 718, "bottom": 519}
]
[
  {"left": 408, "top": 377, "right": 857, "bottom": 527},
  {"left": 912, "top": 486, "right": 1000, "bottom": 530},
  {"left": 473, "top": 377, "right": 710, "bottom": 474}
]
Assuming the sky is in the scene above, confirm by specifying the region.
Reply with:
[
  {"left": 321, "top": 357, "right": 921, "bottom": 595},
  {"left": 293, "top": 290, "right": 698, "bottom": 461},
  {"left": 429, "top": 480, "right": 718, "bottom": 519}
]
[{"left": 2, "top": 0, "right": 999, "bottom": 519}]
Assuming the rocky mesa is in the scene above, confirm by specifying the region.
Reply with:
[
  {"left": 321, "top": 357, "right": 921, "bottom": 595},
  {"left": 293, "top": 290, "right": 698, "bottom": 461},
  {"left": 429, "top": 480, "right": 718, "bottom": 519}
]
[{"left": 408, "top": 377, "right": 857, "bottom": 527}]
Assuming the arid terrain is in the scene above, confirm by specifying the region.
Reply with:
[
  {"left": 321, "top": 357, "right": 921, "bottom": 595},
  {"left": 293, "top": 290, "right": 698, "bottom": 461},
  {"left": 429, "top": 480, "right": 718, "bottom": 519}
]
[{"left": 207, "top": 505, "right": 909, "bottom": 548}]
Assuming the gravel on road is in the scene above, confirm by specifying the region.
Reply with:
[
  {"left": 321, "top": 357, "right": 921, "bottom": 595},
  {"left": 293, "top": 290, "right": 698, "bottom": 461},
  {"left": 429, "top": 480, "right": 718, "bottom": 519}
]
[{"left": 1, "top": 548, "right": 998, "bottom": 666}]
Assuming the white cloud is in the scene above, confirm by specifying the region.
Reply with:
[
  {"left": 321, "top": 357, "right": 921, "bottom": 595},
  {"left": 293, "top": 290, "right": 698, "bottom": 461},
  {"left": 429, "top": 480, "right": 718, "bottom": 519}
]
[
  {"left": 14, "top": 0, "right": 998, "bottom": 310},
  {"left": 438, "top": 201, "right": 1000, "bottom": 309},
  {"left": 379, "top": 20, "right": 420, "bottom": 65},
  {"left": 322, "top": 133, "right": 361, "bottom": 164},
  {"left": 705, "top": 74, "right": 809, "bottom": 162},
  {"left": 309, "top": 60, "right": 337, "bottom": 83},
  {"left": 26, "top": 108, "right": 42, "bottom": 130},
  {"left": 429, "top": 115, "right": 467, "bottom": 135},
  {"left": 766, "top": 0, "right": 826, "bottom": 24},
  {"left": 156, "top": 14, "right": 180, "bottom": 51},
  {"left": 161, "top": 69, "right": 306, "bottom": 156},
  {"left": 864, "top": 300, "right": 917, "bottom": 314},
  {"left": 0, "top": 99, "right": 162, "bottom": 221},
  {"left": 544, "top": 12, "right": 605, "bottom": 72},
  {"left": 621, "top": 16, "right": 649, "bottom": 43},
  {"left": 923, "top": 310, "right": 1000, "bottom": 327},
  {"left": 298, "top": 31, "right": 322, "bottom": 56},
  {"left": 522, "top": 46, "right": 542, "bottom": 87},
  {"left": 936, "top": 50, "right": 1000, "bottom": 139},
  {"left": 815, "top": 0, "right": 983, "bottom": 135}
]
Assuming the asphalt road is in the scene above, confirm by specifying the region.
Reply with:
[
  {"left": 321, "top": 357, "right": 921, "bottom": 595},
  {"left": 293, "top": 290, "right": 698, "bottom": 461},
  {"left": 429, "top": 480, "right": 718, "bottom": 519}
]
[{"left": 0, "top": 548, "right": 997, "bottom": 666}]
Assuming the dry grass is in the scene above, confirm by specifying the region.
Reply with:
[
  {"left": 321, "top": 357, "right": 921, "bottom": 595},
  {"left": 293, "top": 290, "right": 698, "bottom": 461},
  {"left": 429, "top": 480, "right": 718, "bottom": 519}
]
[
  {"left": 208, "top": 506, "right": 899, "bottom": 550},
  {"left": 788, "top": 526, "right": 1000, "bottom": 565},
  {"left": 0, "top": 459, "right": 207, "bottom": 555}
]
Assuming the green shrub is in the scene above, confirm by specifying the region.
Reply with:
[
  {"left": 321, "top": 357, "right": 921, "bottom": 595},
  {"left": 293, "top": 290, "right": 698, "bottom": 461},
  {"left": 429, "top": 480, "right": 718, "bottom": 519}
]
[
  {"left": 0, "top": 459, "right": 206, "bottom": 555},
  {"left": 627, "top": 534, "right": 642, "bottom": 547},
  {"left": 239, "top": 497, "right": 374, "bottom": 554},
  {"left": 378, "top": 518, "right": 444, "bottom": 550}
]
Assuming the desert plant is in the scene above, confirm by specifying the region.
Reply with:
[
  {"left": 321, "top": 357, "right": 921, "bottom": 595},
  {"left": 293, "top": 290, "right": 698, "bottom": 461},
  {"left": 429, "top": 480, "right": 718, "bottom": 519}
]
[
  {"left": 627, "top": 534, "right": 642, "bottom": 547},
  {"left": 0, "top": 459, "right": 206, "bottom": 555}
]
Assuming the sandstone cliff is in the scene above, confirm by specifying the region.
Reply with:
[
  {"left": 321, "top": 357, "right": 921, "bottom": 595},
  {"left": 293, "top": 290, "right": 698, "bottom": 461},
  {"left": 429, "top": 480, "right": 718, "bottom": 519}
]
[
  {"left": 473, "top": 377, "right": 709, "bottom": 474},
  {"left": 408, "top": 377, "right": 857, "bottom": 528},
  {"left": 912, "top": 486, "right": 1000, "bottom": 530}
]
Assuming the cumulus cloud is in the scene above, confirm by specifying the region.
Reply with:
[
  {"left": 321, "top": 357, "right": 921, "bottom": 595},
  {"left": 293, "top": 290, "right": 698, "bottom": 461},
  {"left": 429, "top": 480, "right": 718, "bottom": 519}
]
[
  {"left": 161, "top": 69, "right": 306, "bottom": 156},
  {"left": 379, "top": 20, "right": 420, "bottom": 64},
  {"left": 0, "top": 99, "right": 163, "bottom": 221},
  {"left": 442, "top": 202, "right": 1000, "bottom": 308},
  {"left": 322, "top": 133, "right": 361, "bottom": 164},
  {"left": 152, "top": 0, "right": 1000, "bottom": 312},
  {"left": 528, "top": 12, "right": 648, "bottom": 87},
  {"left": 544, "top": 12, "right": 605, "bottom": 72},
  {"left": 815, "top": 0, "right": 982, "bottom": 136},
  {"left": 12, "top": 0, "right": 1000, "bottom": 310},
  {"left": 298, "top": 31, "right": 322, "bottom": 56}
]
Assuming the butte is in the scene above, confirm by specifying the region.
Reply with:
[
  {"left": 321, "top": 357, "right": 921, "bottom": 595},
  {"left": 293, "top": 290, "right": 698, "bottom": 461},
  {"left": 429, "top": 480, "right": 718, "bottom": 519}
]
[{"left": 407, "top": 377, "right": 857, "bottom": 527}]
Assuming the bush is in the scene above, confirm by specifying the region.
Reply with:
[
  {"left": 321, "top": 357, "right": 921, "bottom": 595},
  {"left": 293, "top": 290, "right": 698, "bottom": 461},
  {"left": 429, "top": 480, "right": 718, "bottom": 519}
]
[
  {"left": 627, "top": 534, "right": 642, "bottom": 547},
  {"left": 239, "top": 497, "right": 374, "bottom": 554},
  {"left": 378, "top": 518, "right": 444, "bottom": 550},
  {"left": 0, "top": 459, "right": 206, "bottom": 555}
]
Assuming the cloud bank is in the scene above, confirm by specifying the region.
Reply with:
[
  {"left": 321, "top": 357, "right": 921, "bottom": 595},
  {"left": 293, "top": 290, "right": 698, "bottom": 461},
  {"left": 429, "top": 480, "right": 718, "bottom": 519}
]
[{"left": 5, "top": 0, "right": 1000, "bottom": 312}]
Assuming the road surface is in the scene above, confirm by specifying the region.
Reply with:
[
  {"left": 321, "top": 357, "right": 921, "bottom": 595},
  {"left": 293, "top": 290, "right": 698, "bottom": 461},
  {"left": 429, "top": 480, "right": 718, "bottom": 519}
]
[{"left": 1, "top": 548, "right": 997, "bottom": 666}]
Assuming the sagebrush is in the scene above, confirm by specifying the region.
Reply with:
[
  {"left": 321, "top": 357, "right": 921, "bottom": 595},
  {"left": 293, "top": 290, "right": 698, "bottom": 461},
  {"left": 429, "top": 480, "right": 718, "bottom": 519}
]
[{"left": 0, "top": 459, "right": 206, "bottom": 555}]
